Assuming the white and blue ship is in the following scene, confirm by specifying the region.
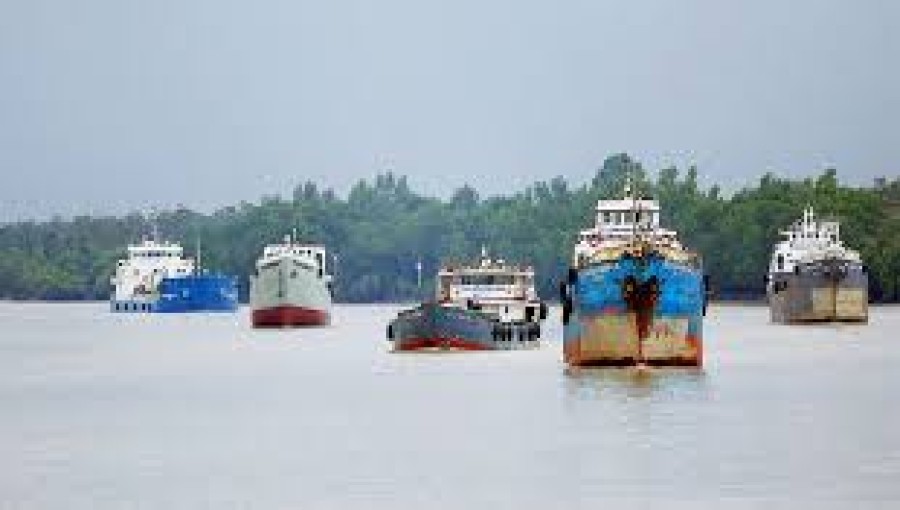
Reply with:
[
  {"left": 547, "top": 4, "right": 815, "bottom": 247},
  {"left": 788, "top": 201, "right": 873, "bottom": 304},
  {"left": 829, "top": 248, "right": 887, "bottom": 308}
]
[
  {"left": 110, "top": 235, "right": 237, "bottom": 313},
  {"left": 560, "top": 185, "right": 707, "bottom": 367}
]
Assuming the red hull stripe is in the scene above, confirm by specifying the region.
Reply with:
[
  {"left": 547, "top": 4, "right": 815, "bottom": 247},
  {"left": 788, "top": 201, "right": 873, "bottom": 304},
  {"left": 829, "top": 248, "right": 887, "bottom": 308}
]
[
  {"left": 252, "top": 305, "right": 329, "bottom": 327},
  {"left": 394, "top": 337, "right": 492, "bottom": 352}
]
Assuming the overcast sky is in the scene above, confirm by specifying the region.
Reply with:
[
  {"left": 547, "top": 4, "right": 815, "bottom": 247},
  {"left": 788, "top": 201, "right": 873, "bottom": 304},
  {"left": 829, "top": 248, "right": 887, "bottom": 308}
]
[{"left": 1, "top": 0, "right": 897, "bottom": 220}]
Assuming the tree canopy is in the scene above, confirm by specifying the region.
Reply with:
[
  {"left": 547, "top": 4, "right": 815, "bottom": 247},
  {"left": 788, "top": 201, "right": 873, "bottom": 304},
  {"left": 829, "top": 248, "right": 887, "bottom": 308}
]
[{"left": 2, "top": 154, "right": 899, "bottom": 302}]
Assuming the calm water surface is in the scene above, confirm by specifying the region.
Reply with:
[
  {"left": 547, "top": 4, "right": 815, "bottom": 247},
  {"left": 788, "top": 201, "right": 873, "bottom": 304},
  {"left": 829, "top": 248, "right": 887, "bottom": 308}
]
[{"left": 1, "top": 303, "right": 899, "bottom": 508}]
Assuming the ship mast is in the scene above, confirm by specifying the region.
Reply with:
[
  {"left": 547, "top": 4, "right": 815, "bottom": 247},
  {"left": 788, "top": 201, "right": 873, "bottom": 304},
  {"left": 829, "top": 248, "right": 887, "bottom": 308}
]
[
  {"left": 416, "top": 257, "right": 423, "bottom": 290},
  {"left": 196, "top": 237, "right": 202, "bottom": 272}
]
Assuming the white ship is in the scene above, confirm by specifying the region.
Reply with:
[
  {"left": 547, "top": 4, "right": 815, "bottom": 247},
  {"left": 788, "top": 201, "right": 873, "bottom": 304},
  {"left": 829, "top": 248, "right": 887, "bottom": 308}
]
[{"left": 250, "top": 234, "right": 333, "bottom": 327}]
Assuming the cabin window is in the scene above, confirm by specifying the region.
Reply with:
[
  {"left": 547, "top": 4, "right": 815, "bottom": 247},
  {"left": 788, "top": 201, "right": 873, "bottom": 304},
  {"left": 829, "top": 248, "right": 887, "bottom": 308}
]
[
  {"left": 776, "top": 254, "right": 784, "bottom": 271},
  {"left": 461, "top": 275, "right": 514, "bottom": 285}
]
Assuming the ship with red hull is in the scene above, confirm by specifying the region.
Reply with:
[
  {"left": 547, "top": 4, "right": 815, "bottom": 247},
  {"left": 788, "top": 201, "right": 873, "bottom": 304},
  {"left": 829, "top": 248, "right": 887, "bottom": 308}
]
[
  {"left": 250, "top": 234, "right": 333, "bottom": 328},
  {"left": 387, "top": 248, "right": 547, "bottom": 352}
]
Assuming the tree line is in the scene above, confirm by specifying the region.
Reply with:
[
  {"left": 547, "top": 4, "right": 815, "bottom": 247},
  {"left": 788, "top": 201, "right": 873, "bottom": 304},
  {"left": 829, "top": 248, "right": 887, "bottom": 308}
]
[{"left": 2, "top": 154, "right": 899, "bottom": 302}]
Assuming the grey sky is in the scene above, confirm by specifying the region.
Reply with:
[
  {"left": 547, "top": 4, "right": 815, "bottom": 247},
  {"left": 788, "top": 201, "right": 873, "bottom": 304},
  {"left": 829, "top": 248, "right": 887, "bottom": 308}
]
[{"left": 1, "top": 0, "right": 898, "bottom": 220}]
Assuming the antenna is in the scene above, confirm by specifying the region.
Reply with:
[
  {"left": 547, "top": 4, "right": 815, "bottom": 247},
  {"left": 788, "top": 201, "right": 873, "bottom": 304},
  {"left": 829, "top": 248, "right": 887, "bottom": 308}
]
[
  {"left": 147, "top": 208, "right": 161, "bottom": 242},
  {"left": 196, "top": 236, "right": 202, "bottom": 272},
  {"left": 628, "top": 168, "right": 638, "bottom": 244},
  {"left": 416, "top": 257, "right": 423, "bottom": 289}
]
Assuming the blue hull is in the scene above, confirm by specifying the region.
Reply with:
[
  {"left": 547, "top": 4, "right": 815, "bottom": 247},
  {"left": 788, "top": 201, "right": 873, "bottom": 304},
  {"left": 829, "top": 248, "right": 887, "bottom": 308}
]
[
  {"left": 111, "top": 274, "right": 238, "bottom": 313},
  {"left": 563, "top": 253, "right": 705, "bottom": 366}
]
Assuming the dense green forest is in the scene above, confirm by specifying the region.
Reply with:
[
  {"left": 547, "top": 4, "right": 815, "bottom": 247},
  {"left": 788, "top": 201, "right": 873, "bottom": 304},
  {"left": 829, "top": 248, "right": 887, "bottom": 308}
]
[{"left": 2, "top": 154, "right": 899, "bottom": 302}]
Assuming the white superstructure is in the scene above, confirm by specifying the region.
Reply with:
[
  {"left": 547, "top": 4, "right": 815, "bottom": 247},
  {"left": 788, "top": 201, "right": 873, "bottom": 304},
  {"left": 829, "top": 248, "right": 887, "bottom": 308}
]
[
  {"left": 768, "top": 206, "right": 862, "bottom": 276},
  {"left": 110, "top": 238, "right": 194, "bottom": 309},
  {"left": 437, "top": 247, "right": 544, "bottom": 324},
  {"left": 573, "top": 186, "right": 687, "bottom": 267}
]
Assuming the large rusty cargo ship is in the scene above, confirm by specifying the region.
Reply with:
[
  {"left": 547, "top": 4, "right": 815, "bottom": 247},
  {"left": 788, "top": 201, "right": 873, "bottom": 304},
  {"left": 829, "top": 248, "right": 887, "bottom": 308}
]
[
  {"left": 767, "top": 207, "right": 868, "bottom": 323},
  {"left": 560, "top": 186, "right": 707, "bottom": 367}
]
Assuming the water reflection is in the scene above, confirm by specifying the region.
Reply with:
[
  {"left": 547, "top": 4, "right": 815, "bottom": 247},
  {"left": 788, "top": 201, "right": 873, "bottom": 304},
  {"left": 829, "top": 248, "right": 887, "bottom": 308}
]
[{"left": 562, "top": 366, "right": 708, "bottom": 401}]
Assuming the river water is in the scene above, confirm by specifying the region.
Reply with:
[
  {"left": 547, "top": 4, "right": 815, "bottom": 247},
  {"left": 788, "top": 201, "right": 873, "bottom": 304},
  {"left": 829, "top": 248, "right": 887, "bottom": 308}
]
[{"left": 1, "top": 303, "right": 898, "bottom": 508}]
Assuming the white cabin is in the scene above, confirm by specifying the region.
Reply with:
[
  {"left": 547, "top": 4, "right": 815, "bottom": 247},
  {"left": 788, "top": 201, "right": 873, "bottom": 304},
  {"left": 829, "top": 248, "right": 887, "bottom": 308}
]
[
  {"left": 256, "top": 235, "right": 332, "bottom": 282},
  {"left": 574, "top": 187, "right": 683, "bottom": 264},
  {"left": 111, "top": 238, "right": 194, "bottom": 303},
  {"left": 769, "top": 207, "right": 861, "bottom": 275},
  {"left": 437, "top": 247, "right": 541, "bottom": 323}
]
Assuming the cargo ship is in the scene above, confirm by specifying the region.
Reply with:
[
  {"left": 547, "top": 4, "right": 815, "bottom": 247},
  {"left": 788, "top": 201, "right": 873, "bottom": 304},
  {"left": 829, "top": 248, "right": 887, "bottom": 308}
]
[
  {"left": 110, "top": 236, "right": 238, "bottom": 313},
  {"left": 767, "top": 207, "right": 868, "bottom": 323},
  {"left": 250, "top": 234, "right": 333, "bottom": 327},
  {"left": 387, "top": 248, "right": 547, "bottom": 351},
  {"left": 560, "top": 185, "right": 707, "bottom": 367}
]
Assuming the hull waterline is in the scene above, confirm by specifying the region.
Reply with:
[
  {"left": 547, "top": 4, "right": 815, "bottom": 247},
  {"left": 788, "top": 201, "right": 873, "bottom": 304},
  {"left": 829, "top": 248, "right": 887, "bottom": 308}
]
[
  {"left": 252, "top": 305, "right": 330, "bottom": 328},
  {"left": 389, "top": 302, "right": 540, "bottom": 352},
  {"left": 769, "top": 259, "right": 868, "bottom": 324}
]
